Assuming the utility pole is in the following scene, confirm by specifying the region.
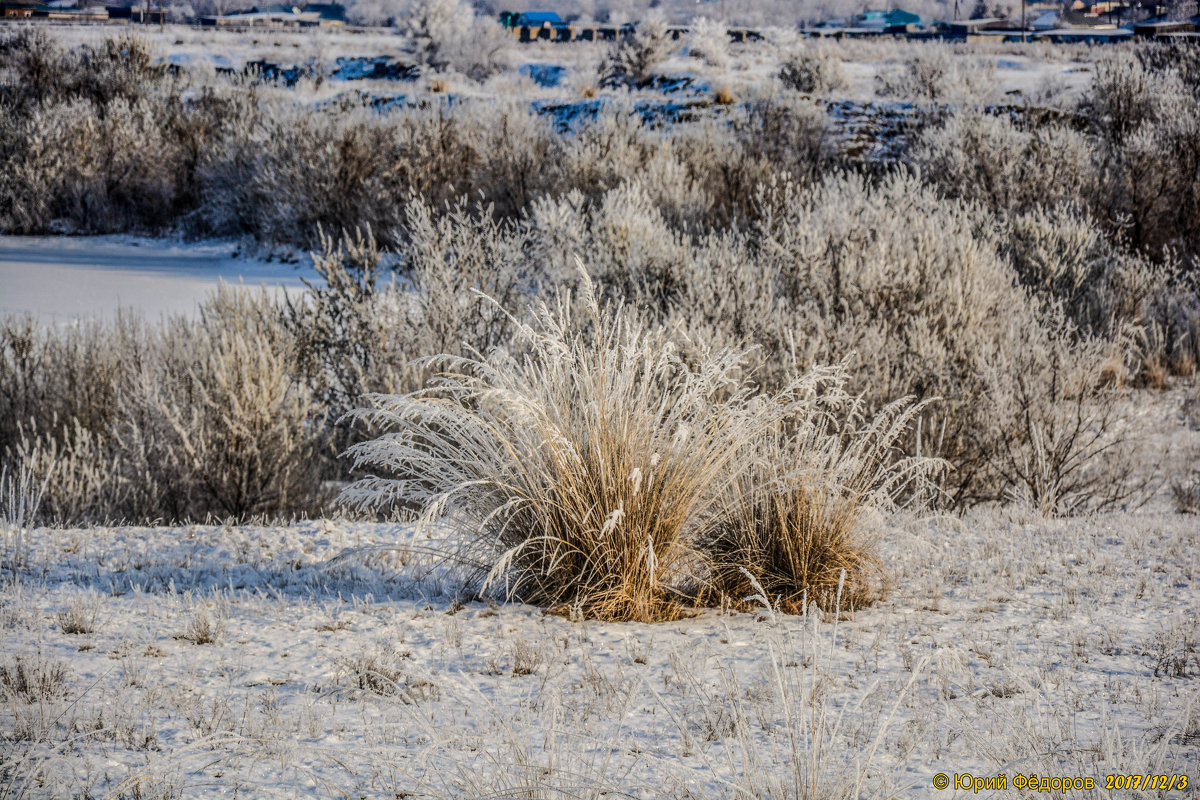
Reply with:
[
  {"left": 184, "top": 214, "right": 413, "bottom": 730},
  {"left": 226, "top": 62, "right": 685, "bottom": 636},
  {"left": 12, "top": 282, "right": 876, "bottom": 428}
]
[{"left": 1021, "top": 0, "right": 1027, "bottom": 41}]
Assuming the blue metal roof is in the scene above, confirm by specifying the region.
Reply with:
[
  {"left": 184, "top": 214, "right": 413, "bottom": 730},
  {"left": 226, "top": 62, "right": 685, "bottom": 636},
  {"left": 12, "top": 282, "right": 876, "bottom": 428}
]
[{"left": 516, "top": 11, "right": 565, "bottom": 26}]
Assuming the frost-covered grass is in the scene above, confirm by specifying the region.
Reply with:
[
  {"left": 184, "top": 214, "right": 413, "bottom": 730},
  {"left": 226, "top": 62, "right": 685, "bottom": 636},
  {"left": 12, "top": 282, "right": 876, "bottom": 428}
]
[{"left": 1, "top": 503, "right": 1196, "bottom": 798}]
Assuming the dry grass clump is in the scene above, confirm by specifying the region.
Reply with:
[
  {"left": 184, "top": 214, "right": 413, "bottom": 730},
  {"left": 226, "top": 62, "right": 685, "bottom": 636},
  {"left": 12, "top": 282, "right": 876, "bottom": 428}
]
[
  {"left": 713, "top": 85, "right": 736, "bottom": 105},
  {"left": 335, "top": 645, "right": 437, "bottom": 701},
  {"left": 340, "top": 278, "right": 942, "bottom": 620},
  {"left": 176, "top": 599, "right": 226, "bottom": 645},
  {"left": 56, "top": 589, "right": 101, "bottom": 635},
  {"left": 704, "top": 370, "right": 939, "bottom": 613},
  {"left": 341, "top": 276, "right": 794, "bottom": 622},
  {"left": 0, "top": 651, "right": 70, "bottom": 704}
]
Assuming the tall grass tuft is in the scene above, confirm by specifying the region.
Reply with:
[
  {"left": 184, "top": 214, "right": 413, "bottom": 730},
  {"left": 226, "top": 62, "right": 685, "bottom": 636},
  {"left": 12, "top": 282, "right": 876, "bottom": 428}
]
[
  {"left": 704, "top": 369, "right": 940, "bottom": 613},
  {"left": 339, "top": 274, "right": 791, "bottom": 622}
]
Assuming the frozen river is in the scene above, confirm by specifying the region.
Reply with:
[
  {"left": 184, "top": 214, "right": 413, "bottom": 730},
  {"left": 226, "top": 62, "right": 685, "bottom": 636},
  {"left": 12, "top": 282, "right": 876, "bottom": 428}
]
[{"left": 0, "top": 236, "right": 315, "bottom": 320}]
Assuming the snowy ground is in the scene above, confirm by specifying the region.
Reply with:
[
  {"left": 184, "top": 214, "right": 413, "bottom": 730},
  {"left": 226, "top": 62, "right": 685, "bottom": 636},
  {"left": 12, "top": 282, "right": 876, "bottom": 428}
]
[
  {"left": 0, "top": 236, "right": 315, "bottom": 321},
  {"left": 2, "top": 389, "right": 1197, "bottom": 798}
]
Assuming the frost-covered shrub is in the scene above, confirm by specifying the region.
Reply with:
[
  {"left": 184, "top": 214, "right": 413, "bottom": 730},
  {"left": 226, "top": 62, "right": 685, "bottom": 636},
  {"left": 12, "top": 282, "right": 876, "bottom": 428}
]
[
  {"left": 0, "top": 30, "right": 167, "bottom": 112},
  {"left": 527, "top": 182, "right": 688, "bottom": 310},
  {"left": 287, "top": 228, "right": 401, "bottom": 426},
  {"left": 981, "top": 311, "right": 1144, "bottom": 516},
  {"left": 1, "top": 288, "right": 325, "bottom": 524},
  {"left": 120, "top": 286, "right": 321, "bottom": 520},
  {"left": 344, "top": 0, "right": 511, "bottom": 80},
  {"left": 463, "top": 102, "right": 564, "bottom": 220},
  {"left": 1080, "top": 50, "right": 1183, "bottom": 145},
  {"left": 0, "top": 97, "right": 186, "bottom": 234},
  {"left": 8, "top": 419, "right": 122, "bottom": 526},
  {"left": 778, "top": 45, "right": 846, "bottom": 95},
  {"left": 558, "top": 103, "right": 655, "bottom": 203},
  {"left": 876, "top": 44, "right": 994, "bottom": 105},
  {"left": 732, "top": 91, "right": 835, "bottom": 198},
  {"left": 995, "top": 206, "right": 1158, "bottom": 338},
  {"left": 685, "top": 16, "right": 730, "bottom": 72},
  {"left": 1093, "top": 104, "right": 1200, "bottom": 256},
  {"left": 668, "top": 173, "right": 1126, "bottom": 507},
  {"left": 1079, "top": 50, "right": 1200, "bottom": 255},
  {"left": 404, "top": 0, "right": 512, "bottom": 81},
  {"left": 911, "top": 109, "right": 1095, "bottom": 215},
  {"left": 581, "top": 182, "right": 688, "bottom": 308},
  {"left": 197, "top": 100, "right": 411, "bottom": 245},
  {"left": 0, "top": 315, "right": 139, "bottom": 491},
  {"left": 600, "top": 13, "right": 675, "bottom": 88},
  {"left": 0, "top": 33, "right": 244, "bottom": 235},
  {"left": 398, "top": 198, "right": 533, "bottom": 361},
  {"left": 1139, "top": 259, "right": 1200, "bottom": 380}
]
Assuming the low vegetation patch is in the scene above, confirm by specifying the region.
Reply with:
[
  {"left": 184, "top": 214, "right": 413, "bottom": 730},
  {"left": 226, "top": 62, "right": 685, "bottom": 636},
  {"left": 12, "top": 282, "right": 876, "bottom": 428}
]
[{"left": 1, "top": 651, "right": 70, "bottom": 704}]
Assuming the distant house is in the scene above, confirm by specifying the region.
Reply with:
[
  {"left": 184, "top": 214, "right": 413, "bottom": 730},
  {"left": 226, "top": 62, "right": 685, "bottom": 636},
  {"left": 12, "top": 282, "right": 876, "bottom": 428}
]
[
  {"left": 514, "top": 10, "right": 566, "bottom": 28},
  {"left": 1132, "top": 17, "right": 1196, "bottom": 34},
  {"left": 1, "top": 2, "right": 37, "bottom": 16},
  {"left": 107, "top": 5, "right": 167, "bottom": 23},
  {"left": 2, "top": 1, "right": 110, "bottom": 20},
  {"left": 856, "top": 8, "right": 922, "bottom": 30},
  {"left": 937, "top": 16, "right": 1010, "bottom": 34}
]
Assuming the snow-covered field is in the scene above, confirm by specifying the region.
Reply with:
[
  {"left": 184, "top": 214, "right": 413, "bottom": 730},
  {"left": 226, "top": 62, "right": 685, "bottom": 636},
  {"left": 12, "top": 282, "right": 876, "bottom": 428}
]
[
  {"left": 3, "top": 446, "right": 1197, "bottom": 797},
  {"left": 0, "top": 236, "right": 315, "bottom": 320}
]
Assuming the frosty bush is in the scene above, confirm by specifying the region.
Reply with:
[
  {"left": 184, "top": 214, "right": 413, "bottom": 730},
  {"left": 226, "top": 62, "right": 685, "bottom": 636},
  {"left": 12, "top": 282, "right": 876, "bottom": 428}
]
[
  {"left": 735, "top": 173, "right": 1036, "bottom": 504},
  {"left": 685, "top": 17, "right": 730, "bottom": 72},
  {"left": 287, "top": 228, "right": 400, "bottom": 427},
  {"left": 600, "top": 13, "right": 675, "bottom": 88},
  {"left": 128, "top": 286, "right": 321, "bottom": 520},
  {"left": 402, "top": 0, "right": 512, "bottom": 81},
  {"left": 1, "top": 289, "right": 326, "bottom": 524},
  {"left": 9, "top": 419, "right": 121, "bottom": 526},
  {"left": 1080, "top": 50, "right": 1180, "bottom": 146},
  {"left": 532, "top": 181, "right": 690, "bottom": 309},
  {"left": 197, "top": 100, "right": 410, "bottom": 246},
  {"left": 398, "top": 199, "right": 532, "bottom": 360},
  {"left": 982, "top": 312, "right": 1144, "bottom": 516},
  {"left": 911, "top": 109, "right": 1095, "bottom": 215},
  {"left": 778, "top": 44, "right": 846, "bottom": 95},
  {"left": 876, "top": 44, "right": 995, "bottom": 105},
  {"left": 0, "top": 97, "right": 186, "bottom": 234}
]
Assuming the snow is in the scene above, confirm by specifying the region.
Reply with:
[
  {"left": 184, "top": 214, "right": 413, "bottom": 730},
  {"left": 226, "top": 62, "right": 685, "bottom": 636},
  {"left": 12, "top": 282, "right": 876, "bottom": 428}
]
[
  {"left": 2, "top": 500, "right": 1196, "bottom": 797},
  {"left": 0, "top": 236, "right": 315, "bottom": 321}
]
